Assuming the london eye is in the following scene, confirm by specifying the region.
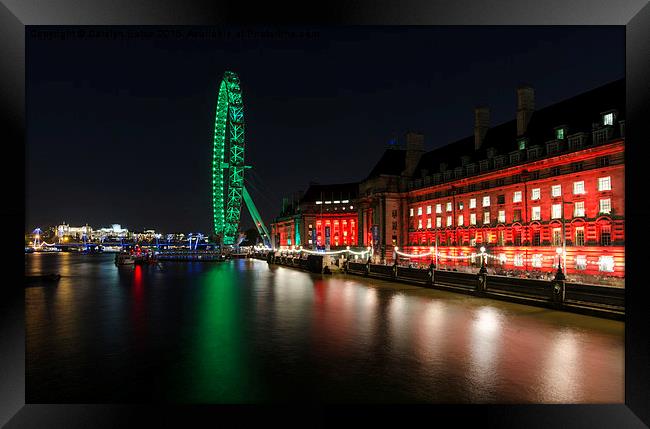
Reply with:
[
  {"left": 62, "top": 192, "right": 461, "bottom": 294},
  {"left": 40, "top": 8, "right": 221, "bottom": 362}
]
[{"left": 211, "top": 71, "right": 270, "bottom": 247}]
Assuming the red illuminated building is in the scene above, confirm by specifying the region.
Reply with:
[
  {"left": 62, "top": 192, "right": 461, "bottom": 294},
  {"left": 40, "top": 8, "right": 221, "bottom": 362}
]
[
  {"left": 271, "top": 79, "right": 625, "bottom": 281},
  {"left": 271, "top": 183, "right": 359, "bottom": 250}
]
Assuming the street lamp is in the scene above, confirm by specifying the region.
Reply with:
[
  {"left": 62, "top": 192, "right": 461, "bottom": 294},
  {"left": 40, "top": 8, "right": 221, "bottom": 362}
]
[
  {"left": 554, "top": 246, "right": 565, "bottom": 280},
  {"left": 561, "top": 199, "right": 575, "bottom": 280},
  {"left": 479, "top": 245, "right": 487, "bottom": 274}
]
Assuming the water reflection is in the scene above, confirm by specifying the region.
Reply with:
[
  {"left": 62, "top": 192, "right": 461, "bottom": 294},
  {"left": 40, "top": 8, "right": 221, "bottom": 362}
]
[{"left": 25, "top": 255, "right": 624, "bottom": 403}]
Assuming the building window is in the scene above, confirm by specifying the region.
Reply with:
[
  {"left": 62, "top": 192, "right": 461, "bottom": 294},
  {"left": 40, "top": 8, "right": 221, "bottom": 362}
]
[
  {"left": 514, "top": 230, "right": 522, "bottom": 246},
  {"left": 418, "top": 219, "right": 422, "bottom": 229},
  {"left": 572, "top": 162, "right": 584, "bottom": 172},
  {"left": 600, "top": 199, "right": 612, "bottom": 214},
  {"left": 458, "top": 201, "right": 464, "bottom": 210},
  {"left": 483, "top": 212, "right": 490, "bottom": 224},
  {"left": 497, "top": 194, "right": 505, "bottom": 204},
  {"left": 532, "top": 254, "right": 543, "bottom": 267},
  {"left": 483, "top": 196, "right": 490, "bottom": 207},
  {"left": 514, "top": 254, "right": 524, "bottom": 267},
  {"left": 392, "top": 221, "right": 398, "bottom": 231},
  {"left": 513, "top": 209, "right": 522, "bottom": 223},
  {"left": 498, "top": 210, "right": 505, "bottom": 223},
  {"left": 532, "top": 231, "right": 541, "bottom": 246},
  {"left": 436, "top": 217, "right": 442, "bottom": 228},
  {"left": 510, "top": 152, "right": 520, "bottom": 163},
  {"left": 446, "top": 202, "right": 452, "bottom": 212},
  {"left": 598, "top": 255, "right": 614, "bottom": 272},
  {"left": 531, "top": 206, "right": 541, "bottom": 221},
  {"left": 598, "top": 176, "right": 611, "bottom": 191},
  {"left": 426, "top": 205, "right": 432, "bottom": 214},
  {"left": 469, "top": 198, "right": 476, "bottom": 209},
  {"left": 446, "top": 216, "right": 452, "bottom": 227},
  {"left": 552, "top": 228, "right": 562, "bottom": 246},
  {"left": 496, "top": 178, "right": 505, "bottom": 187},
  {"left": 518, "top": 139, "right": 527, "bottom": 150},
  {"left": 531, "top": 188, "right": 540, "bottom": 200},
  {"left": 436, "top": 204, "right": 442, "bottom": 214},
  {"left": 546, "top": 142, "right": 559, "bottom": 154},
  {"left": 600, "top": 225, "right": 612, "bottom": 246},
  {"left": 599, "top": 156, "right": 610, "bottom": 167},
  {"left": 513, "top": 191, "right": 522, "bottom": 203},
  {"left": 458, "top": 215, "right": 464, "bottom": 226},
  {"left": 574, "top": 201, "right": 585, "bottom": 217},
  {"left": 470, "top": 213, "right": 477, "bottom": 225},
  {"left": 426, "top": 218, "right": 432, "bottom": 229},
  {"left": 573, "top": 181, "right": 585, "bottom": 195},
  {"left": 409, "top": 208, "right": 414, "bottom": 217},
  {"left": 575, "top": 227, "right": 585, "bottom": 246},
  {"left": 552, "top": 204, "right": 562, "bottom": 219},
  {"left": 551, "top": 184, "right": 562, "bottom": 197},
  {"left": 556, "top": 128, "right": 565, "bottom": 140},
  {"left": 418, "top": 207, "right": 422, "bottom": 216},
  {"left": 550, "top": 167, "right": 561, "bottom": 176},
  {"left": 575, "top": 255, "right": 587, "bottom": 270},
  {"left": 497, "top": 232, "right": 505, "bottom": 246},
  {"left": 603, "top": 112, "right": 614, "bottom": 126}
]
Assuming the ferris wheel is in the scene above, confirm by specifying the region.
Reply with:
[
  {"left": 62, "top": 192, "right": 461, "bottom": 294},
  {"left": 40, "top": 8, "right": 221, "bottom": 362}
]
[{"left": 211, "top": 71, "right": 270, "bottom": 247}]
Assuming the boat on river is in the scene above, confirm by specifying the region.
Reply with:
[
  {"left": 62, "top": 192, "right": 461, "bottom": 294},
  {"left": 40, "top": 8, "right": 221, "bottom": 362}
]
[{"left": 115, "top": 253, "right": 135, "bottom": 266}]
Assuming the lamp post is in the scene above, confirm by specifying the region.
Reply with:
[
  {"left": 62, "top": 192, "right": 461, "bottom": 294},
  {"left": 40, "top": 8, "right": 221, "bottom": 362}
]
[
  {"left": 554, "top": 246, "right": 565, "bottom": 280},
  {"left": 434, "top": 225, "right": 438, "bottom": 268},
  {"left": 479, "top": 245, "right": 487, "bottom": 274},
  {"left": 560, "top": 199, "right": 574, "bottom": 280}
]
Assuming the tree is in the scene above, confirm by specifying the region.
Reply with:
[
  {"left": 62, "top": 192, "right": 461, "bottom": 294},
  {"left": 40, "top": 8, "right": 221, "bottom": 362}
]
[{"left": 240, "top": 227, "right": 261, "bottom": 246}]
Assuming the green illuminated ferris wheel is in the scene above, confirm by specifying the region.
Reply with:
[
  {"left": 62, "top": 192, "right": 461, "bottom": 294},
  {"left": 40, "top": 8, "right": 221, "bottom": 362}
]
[{"left": 211, "top": 71, "right": 270, "bottom": 246}]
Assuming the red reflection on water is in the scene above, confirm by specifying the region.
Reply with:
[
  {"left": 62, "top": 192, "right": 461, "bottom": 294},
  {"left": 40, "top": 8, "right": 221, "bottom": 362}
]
[
  {"left": 310, "top": 279, "right": 357, "bottom": 358},
  {"left": 132, "top": 265, "right": 145, "bottom": 348}
]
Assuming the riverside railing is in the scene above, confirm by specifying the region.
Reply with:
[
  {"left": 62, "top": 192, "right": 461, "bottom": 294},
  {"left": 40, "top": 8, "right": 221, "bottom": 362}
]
[{"left": 270, "top": 255, "right": 624, "bottom": 320}]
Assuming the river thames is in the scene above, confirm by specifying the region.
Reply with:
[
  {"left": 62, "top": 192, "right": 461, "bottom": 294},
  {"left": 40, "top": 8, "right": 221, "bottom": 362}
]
[{"left": 25, "top": 253, "right": 624, "bottom": 403}]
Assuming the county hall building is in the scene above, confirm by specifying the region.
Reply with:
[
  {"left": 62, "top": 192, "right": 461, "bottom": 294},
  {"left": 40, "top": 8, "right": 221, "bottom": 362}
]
[{"left": 271, "top": 79, "right": 624, "bottom": 279}]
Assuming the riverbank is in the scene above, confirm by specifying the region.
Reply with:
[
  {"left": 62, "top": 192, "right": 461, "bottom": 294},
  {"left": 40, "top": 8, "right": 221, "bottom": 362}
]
[{"left": 266, "top": 256, "right": 624, "bottom": 321}]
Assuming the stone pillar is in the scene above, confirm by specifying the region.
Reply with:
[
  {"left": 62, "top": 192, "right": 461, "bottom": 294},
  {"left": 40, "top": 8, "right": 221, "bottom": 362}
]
[
  {"left": 551, "top": 279, "right": 565, "bottom": 307},
  {"left": 476, "top": 273, "right": 487, "bottom": 293}
]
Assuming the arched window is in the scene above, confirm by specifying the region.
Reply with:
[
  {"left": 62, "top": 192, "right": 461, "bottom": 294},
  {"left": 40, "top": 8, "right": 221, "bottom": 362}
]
[
  {"left": 598, "top": 218, "right": 612, "bottom": 246},
  {"left": 513, "top": 226, "right": 522, "bottom": 246}
]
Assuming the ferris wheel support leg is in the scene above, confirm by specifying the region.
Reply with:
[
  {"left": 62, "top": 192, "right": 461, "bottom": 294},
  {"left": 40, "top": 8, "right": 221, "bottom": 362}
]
[{"left": 243, "top": 186, "right": 271, "bottom": 248}]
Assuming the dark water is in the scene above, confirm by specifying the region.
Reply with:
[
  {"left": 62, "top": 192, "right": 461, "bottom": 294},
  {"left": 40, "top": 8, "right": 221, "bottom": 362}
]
[{"left": 25, "top": 253, "right": 624, "bottom": 403}]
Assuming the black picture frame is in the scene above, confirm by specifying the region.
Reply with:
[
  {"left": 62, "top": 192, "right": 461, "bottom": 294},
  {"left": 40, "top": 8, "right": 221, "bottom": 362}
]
[{"left": 3, "top": 1, "right": 649, "bottom": 427}]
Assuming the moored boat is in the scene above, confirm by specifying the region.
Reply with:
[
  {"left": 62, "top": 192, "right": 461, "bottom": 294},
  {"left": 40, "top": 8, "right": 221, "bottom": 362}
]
[{"left": 115, "top": 253, "right": 135, "bottom": 266}]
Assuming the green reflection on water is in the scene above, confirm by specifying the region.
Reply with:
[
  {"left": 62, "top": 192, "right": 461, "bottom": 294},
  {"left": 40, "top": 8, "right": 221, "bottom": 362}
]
[{"left": 180, "top": 262, "right": 257, "bottom": 403}]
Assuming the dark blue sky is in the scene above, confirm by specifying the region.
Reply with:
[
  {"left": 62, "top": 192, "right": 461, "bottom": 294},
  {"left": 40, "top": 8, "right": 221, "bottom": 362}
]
[{"left": 26, "top": 26, "right": 624, "bottom": 233}]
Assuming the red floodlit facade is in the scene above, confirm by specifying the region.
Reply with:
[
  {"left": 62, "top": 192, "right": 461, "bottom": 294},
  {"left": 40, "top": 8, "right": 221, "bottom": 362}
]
[
  {"left": 404, "top": 140, "right": 624, "bottom": 278},
  {"left": 271, "top": 80, "right": 625, "bottom": 282},
  {"left": 270, "top": 184, "right": 361, "bottom": 250}
]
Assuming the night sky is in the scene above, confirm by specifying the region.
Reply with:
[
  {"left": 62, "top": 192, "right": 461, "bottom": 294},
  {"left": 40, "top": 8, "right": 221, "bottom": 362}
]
[{"left": 26, "top": 26, "right": 624, "bottom": 234}]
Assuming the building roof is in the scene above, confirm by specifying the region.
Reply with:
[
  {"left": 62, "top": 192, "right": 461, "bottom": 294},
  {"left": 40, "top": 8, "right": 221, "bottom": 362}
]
[
  {"left": 523, "top": 78, "right": 625, "bottom": 145},
  {"left": 299, "top": 181, "right": 359, "bottom": 203},
  {"left": 366, "top": 148, "right": 407, "bottom": 180},
  {"left": 413, "top": 78, "right": 624, "bottom": 178}
]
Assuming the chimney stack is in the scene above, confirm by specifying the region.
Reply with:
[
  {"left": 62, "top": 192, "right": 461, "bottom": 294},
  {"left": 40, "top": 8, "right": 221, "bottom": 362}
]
[
  {"left": 474, "top": 106, "right": 490, "bottom": 150},
  {"left": 403, "top": 132, "right": 425, "bottom": 177},
  {"left": 516, "top": 85, "right": 535, "bottom": 136}
]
